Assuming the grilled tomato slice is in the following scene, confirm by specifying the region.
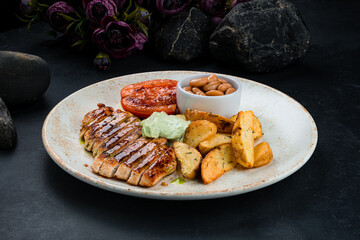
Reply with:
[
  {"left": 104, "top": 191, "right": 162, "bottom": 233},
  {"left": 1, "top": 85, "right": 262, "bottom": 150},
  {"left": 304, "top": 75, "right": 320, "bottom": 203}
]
[{"left": 121, "top": 79, "right": 178, "bottom": 119}]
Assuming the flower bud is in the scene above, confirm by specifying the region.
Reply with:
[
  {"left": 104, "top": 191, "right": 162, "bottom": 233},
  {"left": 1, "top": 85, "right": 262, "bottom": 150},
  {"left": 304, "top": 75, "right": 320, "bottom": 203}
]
[
  {"left": 94, "top": 52, "right": 111, "bottom": 71},
  {"left": 46, "top": 1, "right": 75, "bottom": 33},
  {"left": 86, "top": 0, "right": 117, "bottom": 24}
]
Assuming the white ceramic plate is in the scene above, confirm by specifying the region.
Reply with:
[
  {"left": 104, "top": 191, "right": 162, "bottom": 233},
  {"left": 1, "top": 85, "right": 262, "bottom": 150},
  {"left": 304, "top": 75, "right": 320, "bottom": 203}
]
[{"left": 42, "top": 71, "right": 317, "bottom": 200}]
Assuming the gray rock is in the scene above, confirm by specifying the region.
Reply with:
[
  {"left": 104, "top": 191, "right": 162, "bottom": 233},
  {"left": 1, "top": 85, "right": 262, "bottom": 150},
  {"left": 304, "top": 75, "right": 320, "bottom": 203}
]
[
  {"left": 155, "top": 7, "right": 212, "bottom": 62},
  {"left": 0, "top": 97, "right": 17, "bottom": 149},
  {"left": 209, "top": 0, "right": 310, "bottom": 72},
  {"left": 0, "top": 51, "right": 50, "bottom": 107}
]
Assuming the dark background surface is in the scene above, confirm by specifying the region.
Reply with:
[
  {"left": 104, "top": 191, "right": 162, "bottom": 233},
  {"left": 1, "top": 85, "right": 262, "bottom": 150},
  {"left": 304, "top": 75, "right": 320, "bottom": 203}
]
[{"left": 1, "top": 0, "right": 359, "bottom": 239}]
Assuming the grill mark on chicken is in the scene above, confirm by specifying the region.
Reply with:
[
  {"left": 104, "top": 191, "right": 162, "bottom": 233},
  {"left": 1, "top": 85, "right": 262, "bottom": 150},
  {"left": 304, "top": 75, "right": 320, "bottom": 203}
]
[
  {"left": 83, "top": 115, "right": 117, "bottom": 151},
  {"left": 114, "top": 138, "right": 167, "bottom": 180},
  {"left": 95, "top": 122, "right": 141, "bottom": 161},
  {"left": 80, "top": 104, "right": 113, "bottom": 138},
  {"left": 94, "top": 119, "right": 140, "bottom": 157},
  {"left": 91, "top": 127, "right": 142, "bottom": 173},
  {"left": 127, "top": 145, "right": 168, "bottom": 185},
  {"left": 92, "top": 115, "right": 137, "bottom": 156},
  {"left": 84, "top": 111, "right": 130, "bottom": 152},
  {"left": 81, "top": 103, "right": 106, "bottom": 127},
  {"left": 139, "top": 148, "right": 177, "bottom": 187},
  {"left": 98, "top": 137, "right": 150, "bottom": 178}
]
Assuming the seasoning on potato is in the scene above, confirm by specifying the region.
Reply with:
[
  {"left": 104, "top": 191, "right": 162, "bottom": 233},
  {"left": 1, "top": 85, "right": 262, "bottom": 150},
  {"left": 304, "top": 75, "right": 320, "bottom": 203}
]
[{"left": 183, "top": 74, "right": 236, "bottom": 96}]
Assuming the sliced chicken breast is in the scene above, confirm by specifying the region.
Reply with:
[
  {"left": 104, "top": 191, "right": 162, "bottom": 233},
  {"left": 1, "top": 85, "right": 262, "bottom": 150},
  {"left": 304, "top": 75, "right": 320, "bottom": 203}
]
[
  {"left": 139, "top": 148, "right": 177, "bottom": 187},
  {"left": 84, "top": 111, "right": 131, "bottom": 152},
  {"left": 98, "top": 137, "right": 150, "bottom": 178},
  {"left": 80, "top": 104, "right": 113, "bottom": 138},
  {"left": 127, "top": 145, "right": 168, "bottom": 185},
  {"left": 114, "top": 138, "right": 167, "bottom": 180},
  {"left": 94, "top": 120, "right": 140, "bottom": 157},
  {"left": 91, "top": 127, "right": 142, "bottom": 173},
  {"left": 92, "top": 116, "right": 137, "bottom": 155}
]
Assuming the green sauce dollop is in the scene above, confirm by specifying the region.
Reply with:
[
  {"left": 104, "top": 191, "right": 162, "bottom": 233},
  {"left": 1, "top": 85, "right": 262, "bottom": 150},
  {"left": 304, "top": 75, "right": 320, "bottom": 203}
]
[
  {"left": 171, "top": 177, "right": 185, "bottom": 185},
  {"left": 140, "top": 112, "right": 190, "bottom": 141}
]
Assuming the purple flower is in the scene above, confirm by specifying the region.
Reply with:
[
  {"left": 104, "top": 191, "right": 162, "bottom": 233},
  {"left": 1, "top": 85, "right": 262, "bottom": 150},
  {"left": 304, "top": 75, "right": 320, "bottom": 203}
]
[
  {"left": 84, "top": 0, "right": 127, "bottom": 10},
  {"left": 46, "top": 1, "right": 75, "bottom": 33},
  {"left": 94, "top": 52, "right": 111, "bottom": 71},
  {"left": 92, "top": 16, "right": 148, "bottom": 59},
  {"left": 199, "top": 0, "right": 227, "bottom": 16},
  {"left": 19, "top": 0, "right": 37, "bottom": 15},
  {"left": 86, "top": 0, "right": 118, "bottom": 24}
]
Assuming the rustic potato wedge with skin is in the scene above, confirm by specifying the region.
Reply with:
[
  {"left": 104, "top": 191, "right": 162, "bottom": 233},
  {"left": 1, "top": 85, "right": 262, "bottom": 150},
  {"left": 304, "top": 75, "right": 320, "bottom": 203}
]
[
  {"left": 254, "top": 142, "right": 273, "bottom": 168},
  {"left": 198, "top": 133, "right": 232, "bottom": 156},
  {"left": 252, "top": 114, "right": 263, "bottom": 140},
  {"left": 230, "top": 112, "right": 263, "bottom": 140},
  {"left": 185, "top": 109, "right": 234, "bottom": 134},
  {"left": 173, "top": 142, "right": 202, "bottom": 179},
  {"left": 201, "top": 144, "right": 237, "bottom": 184},
  {"left": 232, "top": 111, "right": 255, "bottom": 168},
  {"left": 184, "top": 120, "right": 217, "bottom": 148}
]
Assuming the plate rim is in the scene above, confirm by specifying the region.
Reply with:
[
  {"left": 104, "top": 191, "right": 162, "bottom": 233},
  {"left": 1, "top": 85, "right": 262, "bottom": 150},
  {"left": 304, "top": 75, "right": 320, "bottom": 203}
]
[{"left": 42, "top": 70, "right": 318, "bottom": 200}]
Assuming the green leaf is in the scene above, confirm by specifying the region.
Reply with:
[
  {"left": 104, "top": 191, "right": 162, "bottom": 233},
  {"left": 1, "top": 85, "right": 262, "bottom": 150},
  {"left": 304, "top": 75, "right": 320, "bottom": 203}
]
[
  {"left": 38, "top": 3, "right": 49, "bottom": 8},
  {"left": 15, "top": 14, "right": 31, "bottom": 23},
  {"left": 78, "top": 40, "right": 88, "bottom": 51},
  {"left": 125, "top": 0, "right": 133, "bottom": 13},
  {"left": 126, "top": 9, "right": 138, "bottom": 20},
  {"left": 57, "top": 13, "right": 77, "bottom": 22},
  {"left": 137, "top": 21, "right": 148, "bottom": 37},
  {"left": 74, "top": 10, "right": 82, "bottom": 19},
  {"left": 65, "top": 21, "right": 76, "bottom": 34},
  {"left": 76, "top": 21, "right": 85, "bottom": 39},
  {"left": 71, "top": 39, "right": 84, "bottom": 47}
]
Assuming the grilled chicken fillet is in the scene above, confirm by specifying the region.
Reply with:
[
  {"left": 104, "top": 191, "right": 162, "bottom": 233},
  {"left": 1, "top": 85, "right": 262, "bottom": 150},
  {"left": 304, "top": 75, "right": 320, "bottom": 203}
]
[
  {"left": 139, "top": 148, "right": 177, "bottom": 187},
  {"left": 80, "top": 104, "right": 113, "bottom": 139},
  {"left": 114, "top": 138, "right": 167, "bottom": 180},
  {"left": 98, "top": 137, "right": 150, "bottom": 178},
  {"left": 81, "top": 105, "right": 177, "bottom": 187},
  {"left": 91, "top": 126, "right": 142, "bottom": 173},
  {"left": 84, "top": 110, "right": 131, "bottom": 151},
  {"left": 92, "top": 116, "right": 139, "bottom": 156},
  {"left": 127, "top": 145, "right": 168, "bottom": 185},
  {"left": 94, "top": 119, "right": 140, "bottom": 157}
]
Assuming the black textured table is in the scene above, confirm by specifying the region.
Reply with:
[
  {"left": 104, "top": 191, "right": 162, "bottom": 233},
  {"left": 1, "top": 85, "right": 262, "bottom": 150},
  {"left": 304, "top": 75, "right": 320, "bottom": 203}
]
[{"left": 1, "top": 1, "right": 359, "bottom": 239}]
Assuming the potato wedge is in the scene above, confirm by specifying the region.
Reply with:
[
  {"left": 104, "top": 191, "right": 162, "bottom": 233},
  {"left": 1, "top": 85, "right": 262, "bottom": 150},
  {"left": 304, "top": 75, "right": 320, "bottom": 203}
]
[
  {"left": 232, "top": 111, "right": 255, "bottom": 168},
  {"left": 175, "top": 114, "right": 186, "bottom": 121},
  {"left": 253, "top": 114, "right": 263, "bottom": 140},
  {"left": 184, "top": 120, "right": 217, "bottom": 148},
  {"left": 173, "top": 142, "right": 202, "bottom": 179},
  {"left": 229, "top": 114, "right": 237, "bottom": 122},
  {"left": 185, "top": 109, "right": 234, "bottom": 134},
  {"left": 198, "top": 133, "right": 232, "bottom": 156},
  {"left": 230, "top": 112, "right": 262, "bottom": 140},
  {"left": 253, "top": 142, "right": 273, "bottom": 168},
  {"left": 201, "top": 144, "right": 236, "bottom": 184}
]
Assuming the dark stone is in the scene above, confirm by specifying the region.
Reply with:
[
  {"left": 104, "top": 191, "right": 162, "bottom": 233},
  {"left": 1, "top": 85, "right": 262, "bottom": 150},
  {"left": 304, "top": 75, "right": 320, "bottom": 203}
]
[
  {"left": 154, "top": 7, "right": 212, "bottom": 62},
  {"left": 0, "top": 51, "right": 50, "bottom": 107},
  {"left": 0, "top": 97, "right": 17, "bottom": 149},
  {"left": 209, "top": 0, "right": 310, "bottom": 72}
]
